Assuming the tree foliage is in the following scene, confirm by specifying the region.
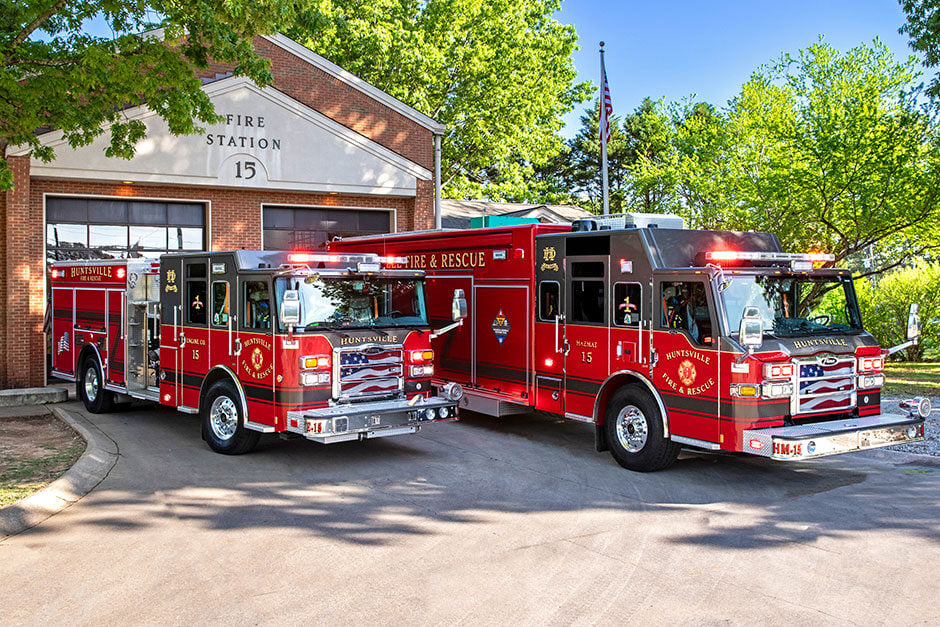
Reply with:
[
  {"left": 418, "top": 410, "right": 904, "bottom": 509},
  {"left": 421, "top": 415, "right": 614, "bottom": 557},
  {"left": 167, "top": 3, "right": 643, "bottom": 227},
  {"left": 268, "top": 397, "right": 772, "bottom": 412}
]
[
  {"left": 899, "top": 0, "right": 940, "bottom": 98},
  {"left": 851, "top": 262, "right": 940, "bottom": 361},
  {"left": 288, "top": 0, "right": 590, "bottom": 199},
  {"left": 1, "top": 0, "right": 318, "bottom": 189},
  {"left": 629, "top": 40, "right": 940, "bottom": 275}
]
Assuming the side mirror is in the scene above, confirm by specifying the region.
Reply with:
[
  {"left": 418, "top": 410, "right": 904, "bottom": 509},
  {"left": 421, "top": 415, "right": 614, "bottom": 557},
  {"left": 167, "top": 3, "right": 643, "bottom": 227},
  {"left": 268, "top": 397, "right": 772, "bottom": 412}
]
[
  {"left": 280, "top": 290, "right": 301, "bottom": 327},
  {"left": 907, "top": 303, "right": 921, "bottom": 342},
  {"left": 738, "top": 306, "right": 764, "bottom": 350},
  {"left": 452, "top": 289, "right": 468, "bottom": 321}
]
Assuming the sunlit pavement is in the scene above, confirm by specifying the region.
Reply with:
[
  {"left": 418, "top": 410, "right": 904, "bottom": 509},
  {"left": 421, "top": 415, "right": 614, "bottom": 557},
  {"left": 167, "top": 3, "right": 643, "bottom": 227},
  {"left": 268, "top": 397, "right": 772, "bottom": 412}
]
[{"left": 0, "top": 400, "right": 937, "bottom": 623}]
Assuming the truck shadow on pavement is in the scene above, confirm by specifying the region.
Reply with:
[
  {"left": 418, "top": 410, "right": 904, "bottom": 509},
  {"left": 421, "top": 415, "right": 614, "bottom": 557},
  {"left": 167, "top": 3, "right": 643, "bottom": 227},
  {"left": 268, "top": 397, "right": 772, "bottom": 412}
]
[{"left": 28, "top": 403, "right": 940, "bottom": 550}]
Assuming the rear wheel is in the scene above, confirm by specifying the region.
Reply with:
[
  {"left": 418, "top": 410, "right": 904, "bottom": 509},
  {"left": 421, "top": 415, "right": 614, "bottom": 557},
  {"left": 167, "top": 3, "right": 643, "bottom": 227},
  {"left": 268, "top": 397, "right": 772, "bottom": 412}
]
[
  {"left": 78, "top": 355, "right": 114, "bottom": 413},
  {"left": 201, "top": 380, "right": 260, "bottom": 455},
  {"left": 605, "top": 384, "right": 680, "bottom": 472}
]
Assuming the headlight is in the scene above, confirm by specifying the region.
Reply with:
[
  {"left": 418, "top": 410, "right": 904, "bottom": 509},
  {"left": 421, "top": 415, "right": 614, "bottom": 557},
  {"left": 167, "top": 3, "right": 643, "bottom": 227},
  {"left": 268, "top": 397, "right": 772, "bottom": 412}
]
[
  {"left": 410, "top": 365, "right": 434, "bottom": 377},
  {"left": 439, "top": 407, "right": 450, "bottom": 419},
  {"left": 762, "top": 382, "right": 793, "bottom": 399},
  {"left": 858, "top": 374, "right": 885, "bottom": 389},
  {"left": 423, "top": 408, "right": 436, "bottom": 421}
]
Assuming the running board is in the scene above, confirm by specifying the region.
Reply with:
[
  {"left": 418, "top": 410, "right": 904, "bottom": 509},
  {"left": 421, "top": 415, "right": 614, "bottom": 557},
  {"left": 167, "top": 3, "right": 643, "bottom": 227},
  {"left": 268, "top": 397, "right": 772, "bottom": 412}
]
[{"left": 458, "top": 388, "right": 530, "bottom": 417}]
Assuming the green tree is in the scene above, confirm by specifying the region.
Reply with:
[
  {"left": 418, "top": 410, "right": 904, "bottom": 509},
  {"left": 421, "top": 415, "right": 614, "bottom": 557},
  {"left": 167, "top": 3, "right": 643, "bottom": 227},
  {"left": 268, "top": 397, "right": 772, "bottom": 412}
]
[
  {"left": 1, "top": 0, "right": 316, "bottom": 189},
  {"left": 554, "top": 99, "right": 628, "bottom": 213},
  {"left": 620, "top": 97, "right": 674, "bottom": 213},
  {"left": 632, "top": 40, "right": 940, "bottom": 275},
  {"left": 852, "top": 262, "right": 940, "bottom": 361},
  {"left": 899, "top": 0, "right": 940, "bottom": 98},
  {"left": 289, "top": 0, "right": 590, "bottom": 200}
]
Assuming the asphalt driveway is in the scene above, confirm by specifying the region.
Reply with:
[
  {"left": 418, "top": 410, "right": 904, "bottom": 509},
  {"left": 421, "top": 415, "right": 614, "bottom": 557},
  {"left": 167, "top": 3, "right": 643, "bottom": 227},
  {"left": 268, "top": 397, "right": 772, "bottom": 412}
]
[{"left": 0, "top": 400, "right": 937, "bottom": 624}]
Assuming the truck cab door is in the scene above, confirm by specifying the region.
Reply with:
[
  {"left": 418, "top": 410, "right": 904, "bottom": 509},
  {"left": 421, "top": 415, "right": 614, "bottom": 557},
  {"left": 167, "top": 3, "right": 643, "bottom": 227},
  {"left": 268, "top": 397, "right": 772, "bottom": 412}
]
[
  {"left": 562, "top": 256, "right": 610, "bottom": 420},
  {"left": 236, "top": 276, "right": 275, "bottom": 427},
  {"left": 180, "top": 257, "right": 210, "bottom": 409},
  {"left": 652, "top": 277, "right": 721, "bottom": 445}
]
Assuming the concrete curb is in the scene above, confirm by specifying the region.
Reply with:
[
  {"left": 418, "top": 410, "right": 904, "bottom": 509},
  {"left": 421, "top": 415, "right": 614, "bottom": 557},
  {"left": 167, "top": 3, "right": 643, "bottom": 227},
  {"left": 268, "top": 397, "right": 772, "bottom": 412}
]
[
  {"left": 0, "top": 387, "right": 68, "bottom": 407},
  {"left": 0, "top": 406, "right": 118, "bottom": 540}
]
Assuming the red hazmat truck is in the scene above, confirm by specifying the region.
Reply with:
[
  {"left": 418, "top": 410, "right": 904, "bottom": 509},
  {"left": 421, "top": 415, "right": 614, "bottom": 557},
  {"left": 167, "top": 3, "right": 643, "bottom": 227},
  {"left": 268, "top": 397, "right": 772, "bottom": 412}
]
[
  {"left": 330, "top": 214, "right": 929, "bottom": 471},
  {"left": 50, "top": 250, "right": 464, "bottom": 454}
]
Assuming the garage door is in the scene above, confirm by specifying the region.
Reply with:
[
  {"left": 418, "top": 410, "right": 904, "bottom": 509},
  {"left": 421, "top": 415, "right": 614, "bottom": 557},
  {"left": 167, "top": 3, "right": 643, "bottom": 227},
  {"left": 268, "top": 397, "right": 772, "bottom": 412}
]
[
  {"left": 262, "top": 206, "right": 391, "bottom": 250},
  {"left": 46, "top": 197, "right": 205, "bottom": 262}
]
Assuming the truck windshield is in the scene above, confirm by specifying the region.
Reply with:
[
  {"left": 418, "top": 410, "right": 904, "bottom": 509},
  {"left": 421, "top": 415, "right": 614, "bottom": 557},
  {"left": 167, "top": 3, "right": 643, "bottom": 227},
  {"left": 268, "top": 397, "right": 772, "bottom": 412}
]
[
  {"left": 275, "top": 276, "right": 428, "bottom": 330},
  {"left": 721, "top": 275, "right": 862, "bottom": 337}
]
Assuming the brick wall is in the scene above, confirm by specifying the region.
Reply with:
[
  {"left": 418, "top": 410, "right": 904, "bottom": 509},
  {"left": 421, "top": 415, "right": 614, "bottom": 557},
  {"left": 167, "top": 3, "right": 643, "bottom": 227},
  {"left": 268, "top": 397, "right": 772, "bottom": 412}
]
[{"left": 1, "top": 156, "right": 43, "bottom": 389}]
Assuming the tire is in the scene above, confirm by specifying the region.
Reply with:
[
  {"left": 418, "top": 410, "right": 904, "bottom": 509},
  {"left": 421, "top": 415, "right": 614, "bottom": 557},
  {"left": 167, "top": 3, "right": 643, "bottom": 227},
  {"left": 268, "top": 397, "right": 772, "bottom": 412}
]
[
  {"left": 605, "top": 384, "right": 680, "bottom": 472},
  {"left": 200, "top": 380, "right": 260, "bottom": 455},
  {"left": 78, "top": 354, "right": 114, "bottom": 413}
]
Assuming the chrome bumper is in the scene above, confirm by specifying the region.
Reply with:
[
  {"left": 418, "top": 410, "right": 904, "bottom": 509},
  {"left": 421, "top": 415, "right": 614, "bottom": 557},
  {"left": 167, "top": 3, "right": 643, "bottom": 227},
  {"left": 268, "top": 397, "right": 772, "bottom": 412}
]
[
  {"left": 286, "top": 396, "right": 458, "bottom": 444},
  {"left": 742, "top": 414, "right": 925, "bottom": 460}
]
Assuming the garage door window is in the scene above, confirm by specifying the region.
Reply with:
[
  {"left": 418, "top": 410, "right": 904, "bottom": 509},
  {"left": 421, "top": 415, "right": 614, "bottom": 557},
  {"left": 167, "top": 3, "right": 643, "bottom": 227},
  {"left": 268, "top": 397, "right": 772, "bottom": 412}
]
[
  {"left": 46, "top": 198, "right": 205, "bottom": 262},
  {"left": 262, "top": 207, "right": 391, "bottom": 250}
]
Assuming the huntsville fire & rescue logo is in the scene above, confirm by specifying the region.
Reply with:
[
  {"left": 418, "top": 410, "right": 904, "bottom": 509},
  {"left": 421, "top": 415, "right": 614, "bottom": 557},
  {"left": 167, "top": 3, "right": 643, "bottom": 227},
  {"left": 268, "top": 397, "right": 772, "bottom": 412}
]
[
  {"left": 491, "top": 309, "right": 511, "bottom": 345},
  {"left": 678, "top": 359, "right": 696, "bottom": 386},
  {"left": 661, "top": 349, "right": 715, "bottom": 395},
  {"left": 240, "top": 337, "right": 273, "bottom": 380}
]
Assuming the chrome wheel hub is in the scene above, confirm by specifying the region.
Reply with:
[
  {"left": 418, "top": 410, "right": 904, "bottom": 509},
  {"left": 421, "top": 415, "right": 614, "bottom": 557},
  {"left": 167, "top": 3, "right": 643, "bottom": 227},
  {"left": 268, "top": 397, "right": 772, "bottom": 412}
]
[
  {"left": 84, "top": 367, "right": 99, "bottom": 402},
  {"left": 615, "top": 404, "right": 648, "bottom": 453},
  {"left": 209, "top": 396, "right": 238, "bottom": 441}
]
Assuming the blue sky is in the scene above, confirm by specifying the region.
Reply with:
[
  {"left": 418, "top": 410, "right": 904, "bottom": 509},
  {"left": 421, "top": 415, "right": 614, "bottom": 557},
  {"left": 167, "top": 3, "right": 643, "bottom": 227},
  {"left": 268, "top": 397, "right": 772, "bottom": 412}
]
[{"left": 555, "top": 0, "right": 919, "bottom": 137}]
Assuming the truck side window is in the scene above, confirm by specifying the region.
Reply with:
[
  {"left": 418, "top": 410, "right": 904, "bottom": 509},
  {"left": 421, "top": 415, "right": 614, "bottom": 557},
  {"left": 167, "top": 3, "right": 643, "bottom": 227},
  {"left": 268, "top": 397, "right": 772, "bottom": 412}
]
[
  {"left": 211, "top": 281, "right": 229, "bottom": 326},
  {"left": 186, "top": 262, "right": 207, "bottom": 325},
  {"left": 660, "top": 281, "right": 714, "bottom": 345},
  {"left": 539, "top": 281, "right": 560, "bottom": 321},
  {"left": 613, "top": 283, "right": 641, "bottom": 327},
  {"left": 244, "top": 281, "right": 271, "bottom": 330},
  {"left": 570, "top": 262, "right": 605, "bottom": 324}
]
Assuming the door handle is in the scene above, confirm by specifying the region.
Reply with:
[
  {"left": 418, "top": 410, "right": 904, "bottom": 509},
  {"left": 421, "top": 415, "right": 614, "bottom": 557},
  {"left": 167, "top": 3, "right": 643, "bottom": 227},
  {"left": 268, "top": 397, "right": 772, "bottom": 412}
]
[
  {"left": 234, "top": 337, "right": 242, "bottom": 356},
  {"left": 178, "top": 332, "right": 186, "bottom": 348},
  {"left": 554, "top": 314, "right": 565, "bottom": 354}
]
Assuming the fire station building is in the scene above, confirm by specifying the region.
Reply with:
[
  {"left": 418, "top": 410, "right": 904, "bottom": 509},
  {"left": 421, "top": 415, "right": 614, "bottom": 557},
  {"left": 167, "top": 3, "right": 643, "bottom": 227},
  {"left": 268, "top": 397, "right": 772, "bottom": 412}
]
[{"left": 0, "top": 34, "right": 445, "bottom": 389}]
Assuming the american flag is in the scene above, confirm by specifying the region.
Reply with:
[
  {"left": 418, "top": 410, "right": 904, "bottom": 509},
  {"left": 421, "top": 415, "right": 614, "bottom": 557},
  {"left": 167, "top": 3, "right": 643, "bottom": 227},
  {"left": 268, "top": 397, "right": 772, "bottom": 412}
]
[
  {"left": 797, "top": 359, "right": 855, "bottom": 413},
  {"left": 599, "top": 54, "right": 612, "bottom": 146}
]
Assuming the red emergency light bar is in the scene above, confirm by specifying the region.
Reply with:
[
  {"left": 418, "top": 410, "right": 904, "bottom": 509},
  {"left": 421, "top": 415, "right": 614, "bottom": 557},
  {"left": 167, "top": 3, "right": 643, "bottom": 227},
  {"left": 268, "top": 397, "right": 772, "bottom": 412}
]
[
  {"left": 287, "top": 252, "right": 409, "bottom": 266},
  {"left": 703, "top": 250, "right": 834, "bottom": 268}
]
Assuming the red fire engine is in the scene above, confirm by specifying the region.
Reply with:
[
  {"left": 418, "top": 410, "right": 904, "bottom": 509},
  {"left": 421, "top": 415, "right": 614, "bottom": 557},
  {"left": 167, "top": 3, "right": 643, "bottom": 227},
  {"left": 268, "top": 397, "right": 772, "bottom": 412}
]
[
  {"left": 49, "top": 251, "right": 465, "bottom": 454},
  {"left": 331, "top": 213, "right": 929, "bottom": 471}
]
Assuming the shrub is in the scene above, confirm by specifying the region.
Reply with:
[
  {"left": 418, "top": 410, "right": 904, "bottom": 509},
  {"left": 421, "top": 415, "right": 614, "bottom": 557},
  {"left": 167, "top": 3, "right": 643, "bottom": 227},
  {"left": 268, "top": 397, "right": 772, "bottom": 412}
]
[{"left": 854, "top": 261, "right": 940, "bottom": 361}]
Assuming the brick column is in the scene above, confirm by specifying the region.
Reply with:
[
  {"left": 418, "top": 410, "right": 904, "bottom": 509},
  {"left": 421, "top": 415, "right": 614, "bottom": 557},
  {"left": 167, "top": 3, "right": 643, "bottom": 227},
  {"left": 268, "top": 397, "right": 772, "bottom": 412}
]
[
  {"left": 414, "top": 178, "right": 435, "bottom": 231},
  {"left": 2, "top": 156, "right": 44, "bottom": 388}
]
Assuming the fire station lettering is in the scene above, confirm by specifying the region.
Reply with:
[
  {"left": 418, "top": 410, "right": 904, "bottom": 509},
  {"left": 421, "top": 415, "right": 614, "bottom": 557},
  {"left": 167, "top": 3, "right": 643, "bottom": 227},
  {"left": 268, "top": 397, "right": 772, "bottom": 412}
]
[
  {"left": 662, "top": 349, "right": 715, "bottom": 395},
  {"left": 399, "top": 252, "right": 486, "bottom": 270},
  {"left": 240, "top": 337, "right": 273, "bottom": 379},
  {"left": 68, "top": 266, "right": 113, "bottom": 282},
  {"left": 792, "top": 337, "right": 849, "bottom": 349}
]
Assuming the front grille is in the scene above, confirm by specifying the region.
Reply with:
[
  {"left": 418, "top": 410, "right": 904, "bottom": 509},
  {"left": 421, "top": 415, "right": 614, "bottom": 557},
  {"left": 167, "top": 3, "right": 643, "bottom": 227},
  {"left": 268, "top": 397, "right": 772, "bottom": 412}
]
[
  {"left": 334, "top": 345, "right": 403, "bottom": 401},
  {"left": 794, "top": 354, "right": 856, "bottom": 415}
]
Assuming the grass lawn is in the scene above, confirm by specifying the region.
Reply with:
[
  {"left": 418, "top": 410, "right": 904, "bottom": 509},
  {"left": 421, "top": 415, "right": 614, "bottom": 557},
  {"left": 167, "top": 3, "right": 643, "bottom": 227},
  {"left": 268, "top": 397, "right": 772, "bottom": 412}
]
[
  {"left": 883, "top": 362, "right": 940, "bottom": 398},
  {"left": 0, "top": 414, "right": 85, "bottom": 508}
]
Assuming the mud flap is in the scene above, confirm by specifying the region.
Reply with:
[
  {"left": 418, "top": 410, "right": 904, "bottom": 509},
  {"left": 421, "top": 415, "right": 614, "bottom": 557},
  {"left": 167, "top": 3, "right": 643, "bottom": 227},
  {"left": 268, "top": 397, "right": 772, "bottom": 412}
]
[{"left": 595, "top": 422, "right": 609, "bottom": 452}]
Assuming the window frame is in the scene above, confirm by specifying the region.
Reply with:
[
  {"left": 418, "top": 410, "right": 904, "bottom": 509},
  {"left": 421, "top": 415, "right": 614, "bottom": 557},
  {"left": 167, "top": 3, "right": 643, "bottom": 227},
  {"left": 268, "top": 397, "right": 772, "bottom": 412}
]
[
  {"left": 242, "top": 279, "right": 273, "bottom": 332},
  {"left": 210, "top": 280, "right": 231, "bottom": 328},
  {"left": 567, "top": 259, "right": 608, "bottom": 327},
  {"left": 185, "top": 261, "right": 208, "bottom": 326},
  {"left": 657, "top": 279, "right": 717, "bottom": 348},
  {"left": 612, "top": 281, "right": 643, "bottom": 328},
  {"left": 538, "top": 280, "right": 561, "bottom": 322}
]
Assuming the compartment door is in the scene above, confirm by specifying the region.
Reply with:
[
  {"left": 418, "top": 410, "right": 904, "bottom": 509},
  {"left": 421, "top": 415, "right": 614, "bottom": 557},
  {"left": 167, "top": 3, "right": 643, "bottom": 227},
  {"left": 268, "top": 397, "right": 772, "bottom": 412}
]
[
  {"left": 51, "top": 288, "right": 75, "bottom": 376},
  {"left": 106, "top": 289, "right": 126, "bottom": 386},
  {"left": 473, "top": 284, "right": 529, "bottom": 401},
  {"left": 426, "top": 275, "right": 474, "bottom": 388}
]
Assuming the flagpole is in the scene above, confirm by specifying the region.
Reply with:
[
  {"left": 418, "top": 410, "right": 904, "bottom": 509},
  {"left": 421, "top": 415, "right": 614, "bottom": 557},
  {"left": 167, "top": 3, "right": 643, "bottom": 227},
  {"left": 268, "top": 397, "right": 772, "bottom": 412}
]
[{"left": 600, "top": 41, "right": 610, "bottom": 216}]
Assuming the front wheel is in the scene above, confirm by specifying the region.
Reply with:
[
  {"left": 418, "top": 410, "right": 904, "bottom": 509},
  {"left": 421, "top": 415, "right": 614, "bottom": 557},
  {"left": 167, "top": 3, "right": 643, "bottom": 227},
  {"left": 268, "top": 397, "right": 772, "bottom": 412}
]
[
  {"left": 78, "top": 355, "right": 114, "bottom": 413},
  {"left": 605, "top": 384, "right": 680, "bottom": 472},
  {"left": 201, "top": 380, "right": 260, "bottom": 455}
]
